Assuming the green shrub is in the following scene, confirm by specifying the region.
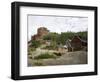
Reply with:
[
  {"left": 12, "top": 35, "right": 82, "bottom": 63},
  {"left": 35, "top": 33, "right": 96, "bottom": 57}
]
[
  {"left": 30, "top": 47, "right": 36, "bottom": 51},
  {"left": 34, "top": 61, "right": 43, "bottom": 66},
  {"left": 28, "top": 47, "right": 36, "bottom": 52},
  {"left": 53, "top": 52, "right": 62, "bottom": 56},
  {"left": 28, "top": 47, "right": 36, "bottom": 56},
  {"left": 34, "top": 53, "right": 56, "bottom": 59},
  {"left": 31, "top": 40, "right": 41, "bottom": 48},
  {"left": 28, "top": 52, "right": 31, "bottom": 55},
  {"left": 42, "top": 45, "right": 58, "bottom": 50},
  {"left": 29, "top": 56, "right": 32, "bottom": 59}
]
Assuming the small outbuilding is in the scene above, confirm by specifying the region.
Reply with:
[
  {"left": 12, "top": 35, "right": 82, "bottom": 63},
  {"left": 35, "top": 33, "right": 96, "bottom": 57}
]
[{"left": 66, "top": 36, "right": 87, "bottom": 51}]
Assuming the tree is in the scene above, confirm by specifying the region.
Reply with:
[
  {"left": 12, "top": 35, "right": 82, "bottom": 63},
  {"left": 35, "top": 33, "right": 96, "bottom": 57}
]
[
  {"left": 43, "top": 32, "right": 59, "bottom": 49},
  {"left": 43, "top": 32, "right": 59, "bottom": 41},
  {"left": 59, "top": 32, "right": 74, "bottom": 45},
  {"left": 43, "top": 31, "right": 87, "bottom": 46},
  {"left": 76, "top": 31, "right": 87, "bottom": 40}
]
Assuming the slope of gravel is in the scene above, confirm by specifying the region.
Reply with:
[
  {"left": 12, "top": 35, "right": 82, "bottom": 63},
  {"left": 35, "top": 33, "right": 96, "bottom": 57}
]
[{"left": 28, "top": 51, "right": 87, "bottom": 66}]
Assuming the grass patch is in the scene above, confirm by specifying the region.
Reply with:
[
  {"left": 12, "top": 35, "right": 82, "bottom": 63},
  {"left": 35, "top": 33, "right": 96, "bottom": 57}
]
[
  {"left": 53, "top": 52, "right": 62, "bottom": 56},
  {"left": 34, "top": 61, "right": 43, "bottom": 66},
  {"left": 31, "top": 40, "right": 41, "bottom": 48},
  {"left": 42, "top": 45, "right": 58, "bottom": 50},
  {"left": 28, "top": 55, "right": 32, "bottom": 59},
  {"left": 28, "top": 47, "right": 36, "bottom": 52},
  {"left": 28, "top": 47, "right": 36, "bottom": 55},
  {"left": 28, "top": 52, "right": 31, "bottom": 55},
  {"left": 34, "top": 53, "right": 56, "bottom": 60}
]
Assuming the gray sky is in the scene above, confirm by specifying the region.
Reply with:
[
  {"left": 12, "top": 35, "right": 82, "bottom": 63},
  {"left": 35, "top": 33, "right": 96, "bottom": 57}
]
[{"left": 28, "top": 15, "right": 88, "bottom": 41}]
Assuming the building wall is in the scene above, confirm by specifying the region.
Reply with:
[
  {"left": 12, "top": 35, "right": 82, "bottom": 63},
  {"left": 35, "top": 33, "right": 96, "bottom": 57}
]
[{"left": 71, "top": 36, "right": 82, "bottom": 50}]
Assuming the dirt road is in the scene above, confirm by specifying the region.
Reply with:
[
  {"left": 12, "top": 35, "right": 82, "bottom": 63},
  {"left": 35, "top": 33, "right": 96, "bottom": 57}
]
[{"left": 28, "top": 50, "right": 87, "bottom": 66}]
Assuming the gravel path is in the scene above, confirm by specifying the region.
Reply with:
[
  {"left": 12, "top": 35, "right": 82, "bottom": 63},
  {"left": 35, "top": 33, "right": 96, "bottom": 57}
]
[
  {"left": 41, "top": 51, "right": 87, "bottom": 65},
  {"left": 28, "top": 51, "right": 87, "bottom": 66}
]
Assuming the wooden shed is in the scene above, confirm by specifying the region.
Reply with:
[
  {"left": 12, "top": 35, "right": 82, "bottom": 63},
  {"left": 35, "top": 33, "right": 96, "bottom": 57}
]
[
  {"left": 66, "top": 36, "right": 87, "bottom": 51},
  {"left": 71, "top": 36, "right": 82, "bottom": 51}
]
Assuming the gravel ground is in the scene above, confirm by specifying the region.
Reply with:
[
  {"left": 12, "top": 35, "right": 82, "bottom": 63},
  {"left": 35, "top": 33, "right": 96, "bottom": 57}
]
[{"left": 28, "top": 51, "right": 87, "bottom": 66}]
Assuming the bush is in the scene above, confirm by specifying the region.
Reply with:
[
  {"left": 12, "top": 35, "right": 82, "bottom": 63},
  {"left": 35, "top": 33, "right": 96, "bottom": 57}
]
[
  {"left": 42, "top": 45, "right": 58, "bottom": 50},
  {"left": 53, "top": 52, "right": 62, "bottom": 56},
  {"left": 43, "top": 32, "right": 59, "bottom": 41},
  {"left": 34, "top": 61, "right": 43, "bottom": 66},
  {"left": 28, "top": 47, "right": 36, "bottom": 52},
  {"left": 31, "top": 40, "right": 41, "bottom": 48},
  {"left": 28, "top": 52, "right": 31, "bottom": 55},
  {"left": 42, "top": 46, "right": 53, "bottom": 50},
  {"left": 28, "top": 47, "right": 36, "bottom": 56},
  {"left": 34, "top": 53, "right": 56, "bottom": 59}
]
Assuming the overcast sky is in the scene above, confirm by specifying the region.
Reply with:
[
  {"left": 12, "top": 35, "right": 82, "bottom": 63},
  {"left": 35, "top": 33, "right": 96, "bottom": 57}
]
[{"left": 28, "top": 15, "right": 88, "bottom": 41}]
